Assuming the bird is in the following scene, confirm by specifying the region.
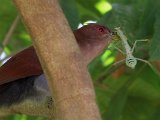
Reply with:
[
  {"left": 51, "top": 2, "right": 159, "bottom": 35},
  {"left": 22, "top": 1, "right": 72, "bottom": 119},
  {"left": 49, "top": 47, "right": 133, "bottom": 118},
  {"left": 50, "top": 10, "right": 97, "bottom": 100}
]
[{"left": 0, "top": 23, "right": 112, "bottom": 118}]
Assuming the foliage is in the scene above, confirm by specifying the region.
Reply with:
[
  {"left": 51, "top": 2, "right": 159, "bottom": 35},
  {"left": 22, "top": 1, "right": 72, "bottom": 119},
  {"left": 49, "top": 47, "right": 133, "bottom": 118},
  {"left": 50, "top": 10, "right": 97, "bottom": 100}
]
[{"left": 0, "top": 0, "right": 160, "bottom": 120}]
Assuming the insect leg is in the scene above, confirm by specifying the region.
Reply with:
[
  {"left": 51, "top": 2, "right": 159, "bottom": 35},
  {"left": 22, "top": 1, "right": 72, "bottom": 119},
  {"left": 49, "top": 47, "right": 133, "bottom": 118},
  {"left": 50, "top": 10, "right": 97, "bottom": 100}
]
[
  {"left": 136, "top": 58, "right": 160, "bottom": 76},
  {"left": 108, "top": 40, "right": 126, "bottom": 54},
  {"left": 131, "top": 39, "right": 148, "bottom": 53},
  {"left": 113, "top": 59, "right": 125, "bottom": 66},
  {"left": 114, "top": 46, "right": 126, "bottom": 54}
]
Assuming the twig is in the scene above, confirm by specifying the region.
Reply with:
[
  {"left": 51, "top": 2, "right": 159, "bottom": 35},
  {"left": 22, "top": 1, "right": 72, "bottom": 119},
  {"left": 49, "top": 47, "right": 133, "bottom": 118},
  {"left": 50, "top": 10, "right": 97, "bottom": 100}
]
[
  {"left": 0, "top": 15, "right": 20, "bottom": 57},
  {"left": 2, "top": 15, "right": 20, "bottom": 46},
  {"left": 96, "top": 61, "right": 125, "bottom": 84}
]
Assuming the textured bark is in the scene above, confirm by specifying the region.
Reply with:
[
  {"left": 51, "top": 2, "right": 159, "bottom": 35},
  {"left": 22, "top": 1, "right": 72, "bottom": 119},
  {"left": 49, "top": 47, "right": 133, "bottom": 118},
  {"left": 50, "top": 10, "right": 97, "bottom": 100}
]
[{"left": 13, "top": 0, "right": 101, "bottom": 120}]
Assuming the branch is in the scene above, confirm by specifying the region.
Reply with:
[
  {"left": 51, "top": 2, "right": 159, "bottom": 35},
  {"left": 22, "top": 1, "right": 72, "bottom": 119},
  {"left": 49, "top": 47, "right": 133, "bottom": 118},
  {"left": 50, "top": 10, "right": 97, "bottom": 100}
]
[{"left": 13, "top": 0, "right": 101, "bottom": 120}]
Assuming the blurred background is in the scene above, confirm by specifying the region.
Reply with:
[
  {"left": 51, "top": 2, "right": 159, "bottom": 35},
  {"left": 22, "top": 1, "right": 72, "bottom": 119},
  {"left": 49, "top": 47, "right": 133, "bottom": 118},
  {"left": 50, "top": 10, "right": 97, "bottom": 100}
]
[{"left": 0, "top": 0, "right": 160, "bottom": 120}]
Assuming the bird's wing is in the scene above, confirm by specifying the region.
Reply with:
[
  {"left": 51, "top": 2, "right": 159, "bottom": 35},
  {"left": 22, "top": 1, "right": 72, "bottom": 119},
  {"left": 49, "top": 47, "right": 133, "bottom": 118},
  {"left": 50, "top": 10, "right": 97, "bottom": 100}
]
[{"left": 0, "top": 46, "right": 43, "bottom": 85}]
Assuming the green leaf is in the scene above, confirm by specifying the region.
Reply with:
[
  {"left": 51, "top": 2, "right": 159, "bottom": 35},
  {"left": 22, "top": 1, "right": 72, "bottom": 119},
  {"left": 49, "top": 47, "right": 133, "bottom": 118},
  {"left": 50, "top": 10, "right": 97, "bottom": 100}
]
[
  {"left": 60, "top": 0, "right": 80, "bottom": 29},
  {"left": 76, "top": 0, "right": 104, "bottom": 22},
  {"left": 105, "top": 82, "right": 129, "bottom": 120},
  {"left": 123, "top": 96, "right": 155, "bottom": 120},
  {"left": 149, "top": 9, "right": 160, "bottom": 60}
]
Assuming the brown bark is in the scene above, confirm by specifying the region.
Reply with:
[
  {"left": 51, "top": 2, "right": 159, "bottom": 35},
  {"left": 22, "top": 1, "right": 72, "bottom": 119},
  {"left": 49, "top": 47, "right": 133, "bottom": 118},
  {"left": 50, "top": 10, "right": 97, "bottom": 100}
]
[{"left": 12, "top": 0, "right": 101, "bottom": 120}]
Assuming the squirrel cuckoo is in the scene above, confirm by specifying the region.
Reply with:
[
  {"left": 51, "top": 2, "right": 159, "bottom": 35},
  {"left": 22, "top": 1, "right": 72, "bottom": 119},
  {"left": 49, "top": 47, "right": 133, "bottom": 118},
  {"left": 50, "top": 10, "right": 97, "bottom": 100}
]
[{"left": 0, "top": 23, "right": 112, "bottom": 118}]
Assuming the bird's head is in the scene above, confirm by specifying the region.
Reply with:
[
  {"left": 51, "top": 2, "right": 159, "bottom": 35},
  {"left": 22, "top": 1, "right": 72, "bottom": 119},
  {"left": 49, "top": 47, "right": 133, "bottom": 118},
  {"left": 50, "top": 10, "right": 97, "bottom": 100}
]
[{"left": 74, "top": 23, "right": 112, "bottom": 64}]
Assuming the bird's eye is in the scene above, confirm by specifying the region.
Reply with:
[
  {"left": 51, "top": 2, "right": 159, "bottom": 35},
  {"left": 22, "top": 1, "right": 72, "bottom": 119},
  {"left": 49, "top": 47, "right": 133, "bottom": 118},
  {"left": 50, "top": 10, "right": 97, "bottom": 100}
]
[{"left": 97, "top": 27, "right": 105, "bottom": 33}]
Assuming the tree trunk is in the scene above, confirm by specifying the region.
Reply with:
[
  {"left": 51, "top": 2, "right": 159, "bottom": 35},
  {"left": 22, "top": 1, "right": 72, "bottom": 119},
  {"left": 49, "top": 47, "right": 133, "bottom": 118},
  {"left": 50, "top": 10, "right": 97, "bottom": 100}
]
[{"left": 12, "top": 0, "right": 101, "bottom": 120}]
